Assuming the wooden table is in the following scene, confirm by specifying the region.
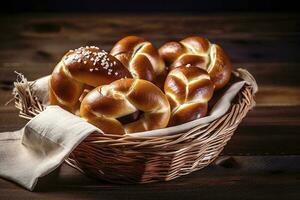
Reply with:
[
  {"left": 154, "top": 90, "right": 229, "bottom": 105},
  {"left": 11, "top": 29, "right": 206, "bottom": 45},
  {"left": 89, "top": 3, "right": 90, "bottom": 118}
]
[{"left": 0, "top": 13, "right": 299, "bottom": 199}]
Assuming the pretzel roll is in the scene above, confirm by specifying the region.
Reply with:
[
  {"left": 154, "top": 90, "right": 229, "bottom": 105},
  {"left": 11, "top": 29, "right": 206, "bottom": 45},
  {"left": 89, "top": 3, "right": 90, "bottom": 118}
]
[
  {"left": 80, "top": 78, "right": 171, "bottom": 135},
  {"left": 164, "top": 66, "right": 214, "bottom": 126},
  {"left": 159, "top": 36, "right": 232, "bottom": 90},
  {"left": 110, "top": 36, "right": 167, "bottom": 88},
  {"left": 49, "top": 46, "right": 132, "bottom": 113}
]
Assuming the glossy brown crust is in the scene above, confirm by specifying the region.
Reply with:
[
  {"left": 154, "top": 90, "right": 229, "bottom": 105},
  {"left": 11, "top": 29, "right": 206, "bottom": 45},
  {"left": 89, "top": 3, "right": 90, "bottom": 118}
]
[
  {"left": 208, "top": 45, "right": 232, "bottom": 90},
  {"left": 65, "top": 52, "right": 132, "bottom": 86},
  {"left": 159, "top": 36, "right": 232, "bottom": 90},
  {"left": 110, "top": 36, "right": 167, "bottom": 88},
  {"left": 49, "top": 46, "right": 132, "bottom": 113},
  {"left": 164, "top": 66, "right": 214, "bottom": 126},
  {"left": 159, "top": 42, "right": 186, "bottom": 66},
  {"left": 170, "top": 103, "right": 208, "bottom": 126},
  {"left": 80, "top": 78, "right": 171, "bottom": 135}
]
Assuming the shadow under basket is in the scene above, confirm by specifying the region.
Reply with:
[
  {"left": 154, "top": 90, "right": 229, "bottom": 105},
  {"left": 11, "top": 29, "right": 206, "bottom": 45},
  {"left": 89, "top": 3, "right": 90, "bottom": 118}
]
[{"left": 13, "top": 68, "right": 257, "bottom": 184}]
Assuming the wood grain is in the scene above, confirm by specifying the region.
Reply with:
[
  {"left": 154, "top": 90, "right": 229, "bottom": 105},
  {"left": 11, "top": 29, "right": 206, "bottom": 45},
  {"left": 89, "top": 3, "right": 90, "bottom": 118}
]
[
  {"left": 0, "top": 14, "right": 300, "bottom": 65},
  {"left": 0, "top": 13, "right": 300, "bottom": 199},
  {"left": 0, "top": 156, "right": 300, "bottom": 200}
]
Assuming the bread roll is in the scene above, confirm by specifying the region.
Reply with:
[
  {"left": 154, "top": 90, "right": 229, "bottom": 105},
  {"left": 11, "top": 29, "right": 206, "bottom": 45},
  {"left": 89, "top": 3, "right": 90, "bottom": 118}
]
[
  {"left": 49, "top": 46, "right": 132, "bottom": 112},
  {"left": 110, "top": 36, "right": 167, "bottom": 88},
  {"left": 80, "top": 78, "right": 171, "bottom": 135},
  {"left": 164, "top": 66, "right": 214, "bottom": 126},
  {"left": 159, "top": 36, "right": 232, "bottom": 90}
]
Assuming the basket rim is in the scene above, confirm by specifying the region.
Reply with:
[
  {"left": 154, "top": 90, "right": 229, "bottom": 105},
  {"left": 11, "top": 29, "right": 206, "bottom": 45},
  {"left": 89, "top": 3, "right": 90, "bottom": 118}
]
[
  {"left": 66, "top": 82, "right": 255, "bottom": 183},
  {"left": 12, "top": 68, "right": 257, "bottom": 140}
]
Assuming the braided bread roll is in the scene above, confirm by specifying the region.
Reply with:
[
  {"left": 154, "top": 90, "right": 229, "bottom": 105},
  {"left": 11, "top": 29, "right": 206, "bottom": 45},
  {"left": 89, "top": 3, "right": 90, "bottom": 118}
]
[
  {"left": 164, "top": 66, "right": 214, "bottom": 126},
  {"left": 80, "top": 78, "right": 171, "bottom": 135},
  {"left": 159, "top": 36, "right": 232, "bottom": 90},
  {"left": 110, "top": 36, "right": 167, "bottom": 88},
  {"left": 49, "top": 46, "right": 132, "bottom": 113}
]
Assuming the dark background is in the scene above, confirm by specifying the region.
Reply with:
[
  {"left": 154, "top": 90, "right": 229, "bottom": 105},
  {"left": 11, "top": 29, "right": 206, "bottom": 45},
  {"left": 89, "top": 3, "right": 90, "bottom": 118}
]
[{"left": 3, "top": 0, "right": 300, "bottom": 13}]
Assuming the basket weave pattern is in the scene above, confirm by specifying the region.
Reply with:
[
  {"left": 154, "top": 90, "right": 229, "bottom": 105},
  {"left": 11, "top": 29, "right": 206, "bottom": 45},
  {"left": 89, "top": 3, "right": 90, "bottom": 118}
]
[{"left": 13, "top": 69, "right": 256, "bottom": 184}]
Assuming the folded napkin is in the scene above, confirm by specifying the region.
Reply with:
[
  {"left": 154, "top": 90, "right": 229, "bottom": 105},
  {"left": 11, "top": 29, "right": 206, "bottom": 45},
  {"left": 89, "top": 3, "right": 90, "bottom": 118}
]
[
  {"left": 0, "top": 74, "right": 246, "bottom": 191},
  {"left": 0, "top": 106, "right": 101, "bottom": 191}
]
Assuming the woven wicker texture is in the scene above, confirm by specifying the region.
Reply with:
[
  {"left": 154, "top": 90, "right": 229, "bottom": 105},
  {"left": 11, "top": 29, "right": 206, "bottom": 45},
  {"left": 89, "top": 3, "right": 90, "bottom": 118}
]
[{"left": 13, "top": 68, "right": 257, "bottom": 184}]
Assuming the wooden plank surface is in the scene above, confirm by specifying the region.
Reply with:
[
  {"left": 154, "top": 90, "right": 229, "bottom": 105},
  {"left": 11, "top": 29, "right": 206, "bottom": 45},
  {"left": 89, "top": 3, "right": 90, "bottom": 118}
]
[
  {"left": 0, "top": 13, "right": 300, "bottom": 199},
  {"left": 1, "top": 156, "right": 300, "bottom": 200}
]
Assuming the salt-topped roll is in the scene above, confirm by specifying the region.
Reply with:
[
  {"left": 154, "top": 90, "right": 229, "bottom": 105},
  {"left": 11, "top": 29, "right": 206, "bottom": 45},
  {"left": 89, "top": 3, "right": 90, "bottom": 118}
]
[{"left": 49, "top": 46, "right": 132, "bottom": 113}]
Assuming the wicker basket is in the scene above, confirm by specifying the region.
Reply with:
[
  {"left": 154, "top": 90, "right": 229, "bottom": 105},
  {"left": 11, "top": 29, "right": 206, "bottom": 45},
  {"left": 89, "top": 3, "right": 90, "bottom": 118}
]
[{"left": 13, "top": 68, "right": 257, "bottom": 184}]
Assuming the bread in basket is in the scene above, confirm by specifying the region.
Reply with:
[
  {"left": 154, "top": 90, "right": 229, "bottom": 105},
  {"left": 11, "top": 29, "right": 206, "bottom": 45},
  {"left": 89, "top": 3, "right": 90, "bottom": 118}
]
[{"left": 12, "top": 36, "right": 257, "bottom": 184}]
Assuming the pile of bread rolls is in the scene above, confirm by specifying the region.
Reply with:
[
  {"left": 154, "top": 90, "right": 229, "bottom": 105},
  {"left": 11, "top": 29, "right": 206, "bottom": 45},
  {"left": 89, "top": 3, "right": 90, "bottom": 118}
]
[{"left": 49, "top": 36, "right": 232, "bottom": 135}]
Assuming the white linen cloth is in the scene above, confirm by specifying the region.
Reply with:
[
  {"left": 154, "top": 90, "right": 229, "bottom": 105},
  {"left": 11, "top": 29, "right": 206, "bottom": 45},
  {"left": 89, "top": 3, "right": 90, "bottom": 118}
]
[
  {"left": 0, "top": 74, "right": 246, "bottom": 191},
  {"left": 0, "top": 106, "right": 101, "bottom": 191}
]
